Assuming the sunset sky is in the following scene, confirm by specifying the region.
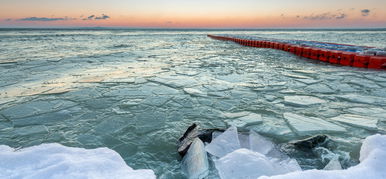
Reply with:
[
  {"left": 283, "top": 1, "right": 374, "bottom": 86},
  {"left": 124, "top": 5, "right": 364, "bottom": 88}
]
[{"left": 1, "top": 0, "right": 385, "bottom": 28}]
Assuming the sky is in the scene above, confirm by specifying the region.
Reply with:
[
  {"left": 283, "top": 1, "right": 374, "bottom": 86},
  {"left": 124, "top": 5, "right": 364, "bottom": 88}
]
[{"left": 1, "top": 0, "right": 386, "bottom": 28}]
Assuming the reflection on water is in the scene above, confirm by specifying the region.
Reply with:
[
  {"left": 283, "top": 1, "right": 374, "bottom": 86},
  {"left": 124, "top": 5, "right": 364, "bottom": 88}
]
[{"left": 0, "top": 29, "right": 386, "bottom": 178}]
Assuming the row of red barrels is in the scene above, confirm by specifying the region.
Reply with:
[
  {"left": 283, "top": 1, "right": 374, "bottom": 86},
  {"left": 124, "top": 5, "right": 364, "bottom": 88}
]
[{"left": 208, "top": 35, "right": 386, "bottom": 70}]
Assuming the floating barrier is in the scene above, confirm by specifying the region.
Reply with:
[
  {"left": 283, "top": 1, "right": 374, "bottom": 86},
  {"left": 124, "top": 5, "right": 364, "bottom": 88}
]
[{"left": 207, "top": 34, "right": 386, "bottom": 70}]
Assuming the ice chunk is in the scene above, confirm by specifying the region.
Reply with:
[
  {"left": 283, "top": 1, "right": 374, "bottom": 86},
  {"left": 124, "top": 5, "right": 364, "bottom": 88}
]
[
  {"left": 283, "top": 113, "right": 346, "bottom": 136},
  {"left": 0, "top": 143, "right": 155, "bottom": 179},
  {"left": 183, "top": 88, "right": 206, "bottom": 97},
  {"left": 205, "top": 126, "right": 240, "bottom": 158},
  {"left": 295, "top": 79, "right": 321, "bottom": 85},
  {"left": 182, "top": 138, "right": 209, "bottom": 179},
  {"left": 215, "top": 149, "right": 300, "bottom": 179},
  {"left": 215, "top": 149, "right": 277, "bottom": 179},
  {"left": 337, "top": 94, "right": 386, "bottom": 105},
  {"left": 323, "top": 157, "right": 342, "bottom": 170},
  {"left": 249, "top": 131, "right": 274, "bottom": 155},
  {"left": 226, "top": 113, "right": 263, "bottom": 129},
  {"left": 260, "top": 134, "right": 386, "bottom": 179},
  {"left": 331, "top": 114, "right": 378, "bottom": 130},
  {"left": 238, "top": 133, "right": 250, "bottom": 149},
  {"left": 149, "top": 76, "right": 198, "bottom": 88},
  {"left": 346, "top": 107, "right": 386, "bottom": 120},
  {"left": 222, "top": 111, "right": 251, "bottom": 119},
  {"left": 305, "top": 84, "right": 334, "bottom": 94},
  {"left": 284, "top": 96, "right": 326, "bottom": 107}
]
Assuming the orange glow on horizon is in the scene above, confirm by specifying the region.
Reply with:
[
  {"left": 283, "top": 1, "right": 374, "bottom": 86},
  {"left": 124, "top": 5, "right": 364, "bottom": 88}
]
[{"left": 1, "top": 0, "right": 386, "bottom": 28}]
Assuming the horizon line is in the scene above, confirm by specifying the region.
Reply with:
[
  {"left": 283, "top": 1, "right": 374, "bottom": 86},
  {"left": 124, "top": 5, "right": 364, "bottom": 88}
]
[{"left": 1, "top": 26, "right": 386, "bottom": 31}]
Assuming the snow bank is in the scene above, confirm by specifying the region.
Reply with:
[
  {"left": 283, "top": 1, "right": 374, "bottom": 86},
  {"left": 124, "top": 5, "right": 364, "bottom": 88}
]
[
  {"left": 259, "top": 134, "right": 386, "bottom": 179},
  {"left": 0, "top": 143, "right": 155, "bottom": 179}
]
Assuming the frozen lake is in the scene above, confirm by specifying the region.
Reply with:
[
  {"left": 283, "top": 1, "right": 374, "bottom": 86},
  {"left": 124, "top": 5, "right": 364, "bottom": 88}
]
[{"left": 0, "top": 29, "right": 386, "bottom": 178}]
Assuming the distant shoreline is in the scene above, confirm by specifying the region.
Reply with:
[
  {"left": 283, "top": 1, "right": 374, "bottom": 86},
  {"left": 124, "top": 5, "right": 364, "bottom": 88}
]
[{"left": 0, "top": 27, "right": 386, "bottom": 31}]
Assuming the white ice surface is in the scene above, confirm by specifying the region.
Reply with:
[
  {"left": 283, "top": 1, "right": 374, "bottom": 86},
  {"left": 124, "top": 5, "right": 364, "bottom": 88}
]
[
  {"left": 259, "top": 134, "right": 386, "bottom": 179},
  {"left": 215, "top": 149, "right": 301, "bottom": 179},
  {"left": 205, "top": 126, "right": 240, "bottom": 158},
  {"left": 249, "top": 130, "right": 274, "bottom": 155},
  {"left": 0, "top": 143, "right": 156, "bottom": 179}
]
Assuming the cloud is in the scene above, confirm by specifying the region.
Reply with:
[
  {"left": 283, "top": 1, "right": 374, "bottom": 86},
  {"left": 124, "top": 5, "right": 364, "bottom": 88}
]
[
  {"left": 95, "top": 14, "right": 110, "bottom": 20},
  {"left": 299, "top": 12, "right": 347, "bottom": 20},
  {"left": 361, "top": 9, "right": 370, "bottom": 16},
  {"left": 18, "top": 17, "right": 75, "bottom": 21},
  {"left": 83, "top": 14, "right": 109, "bottom": 20},
  {"left": 4, "top": 18, "right": 12, "bottom": 21},
  {"left": 83, "top": 15, "right": 95, "bottom": 20}
]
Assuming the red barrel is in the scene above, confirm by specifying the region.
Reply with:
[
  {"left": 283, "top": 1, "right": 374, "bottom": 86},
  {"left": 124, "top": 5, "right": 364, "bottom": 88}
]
[
  {"left": 328, "top": 50, "right": 342, "bottom": 64},
  {"left": 268, "top": 42, "right": 273, "bottom": 48},
  {"left": 289, "top": 45, "right": 297, "bottom": 53},
  {"left": 252, "top": 41, "right": 258, "bottom": 47},
  {"left": 260, "top": 41, "right": 265, "bottom": 48},
  {"left": 310, "top": 48, "right": 321, "bottom": 60},
  {"left": 353, "top": 55, "right": 370, "bottom": 68},
  {"left": 295, "top": 46, "right": 303, "bottom": 56},
  {"left": 340, "top": 52, "right": 356, "bottom": 66},
  {"left": 273, "top": 42, "right": 279, "bottom": 49},
  {"left": 256, "top": 41, "right": 262, "bottom": 48},
  {"left": 265, "top": 41, "right": 271, "bottom": 48},
  {"left": 278, "top": 43, "right": 284, "bottom": 50},
  {"left": 368, "top": 56, "right": 386, "bottom": 69},
  {"left": 282, "top": 44, "right": 288, "bottom": 51},
  {"left": 302, "top": 47, "right": 311, "bottom": 58},
  {"left": 319, "top": 49, "right": 330, "bottom": 61}
]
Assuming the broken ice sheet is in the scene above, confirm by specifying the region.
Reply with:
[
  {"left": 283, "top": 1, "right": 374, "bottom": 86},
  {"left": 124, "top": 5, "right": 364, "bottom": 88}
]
[
  {"left": 305, "top": 84, "right": 334, "bottom": 94},
  {"left": 205, "top": 126, "right": 240, "bottom": 158},
  {"left": 323, "top": 157, "right": 342, "bottom": 170},
  {"left": 225, "top": 113, "right": 263, "bottom": 129},
  {"left": 283, "top": 113, "right": 346, "bottom": 136},
  {"left": 183, "top": 88, "right": 206, "bottom": 97},
  {"left": 337, "top": 94, "right": 386, "bottom": 105},
  {"left": 284, "top": 96, "right": 326, "bottom": 107},
  {"left": 249, "top": 131, "right": 274, "bottom": 155},
  {"left": 221, "top": 111, "right": 251, "bottom": 119},
  {"left": 331, "top": 114, "right": 378, "bottom": 130}
]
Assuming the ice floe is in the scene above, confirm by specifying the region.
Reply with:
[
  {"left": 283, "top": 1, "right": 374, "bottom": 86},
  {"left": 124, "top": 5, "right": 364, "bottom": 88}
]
[
  {"left": 0, "top": 143, "right": 155, "bottom": 179},
  {"left": 225, "top": 113, "right": 263, "bottom": 129},
  {"left": 337, "top": 94, "right": 386, "bottom": 105},
  {"left": 249, "top": 131, "right": 275, "bottom": 155},
  {"left": 183, "top": 87, "right": 206, "bottom": 97},
  {"left": 205, "top": 126, "right": 241, "bottom": 158},
  {"left": 283, "top": 113, "right": 346, "bottom": 135},
  {"left": 331, "top": 114, "right": 378, "bottom": 130},
  {"left": 284, "top": 96, "right": 326, "bottom": 107}
]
